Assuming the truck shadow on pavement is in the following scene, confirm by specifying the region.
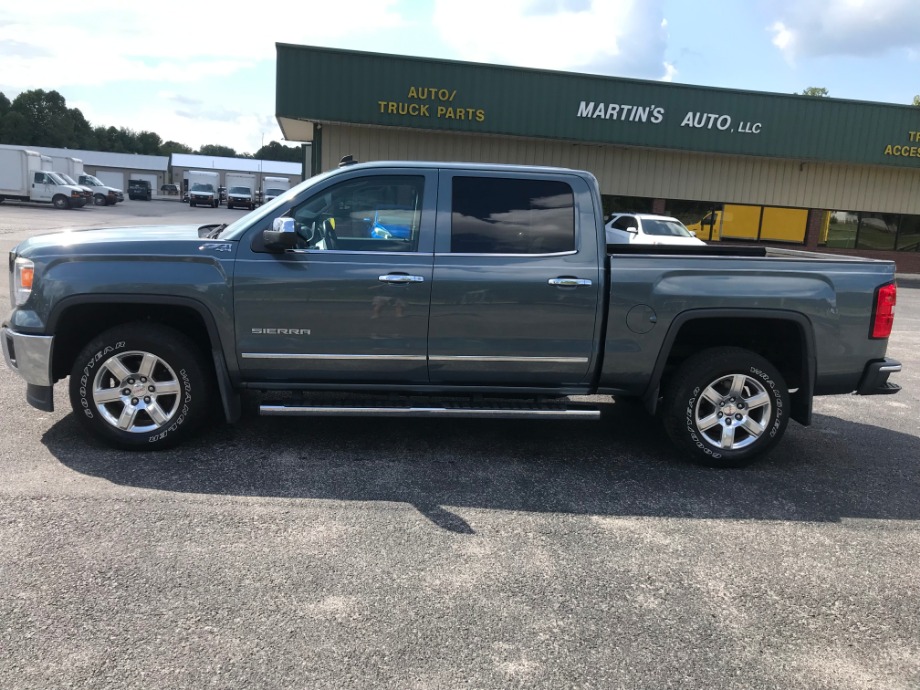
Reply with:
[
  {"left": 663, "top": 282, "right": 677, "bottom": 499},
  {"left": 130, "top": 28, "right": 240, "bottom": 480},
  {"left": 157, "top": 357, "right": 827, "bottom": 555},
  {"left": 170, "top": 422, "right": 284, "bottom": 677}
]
[{"left": 43, "top": 401, "right": 920, "bottom": 531}]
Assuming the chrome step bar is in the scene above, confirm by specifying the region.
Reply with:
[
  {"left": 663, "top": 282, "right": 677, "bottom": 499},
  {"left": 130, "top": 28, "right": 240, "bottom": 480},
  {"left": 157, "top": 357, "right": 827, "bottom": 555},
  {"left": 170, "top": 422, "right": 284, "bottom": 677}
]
[{"left": 259, "top": 404, "right": 601, "bottom": 420}]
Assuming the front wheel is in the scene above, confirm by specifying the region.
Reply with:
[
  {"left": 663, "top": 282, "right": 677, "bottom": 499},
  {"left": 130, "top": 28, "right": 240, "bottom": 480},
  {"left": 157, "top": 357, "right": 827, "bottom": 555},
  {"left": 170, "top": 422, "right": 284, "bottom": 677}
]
[
  {"left": 93, "top": 194, "right": 106, "bottom": 206},
  {"left": 663, "top": 347, "right": 789, "bottom": 467},
  {"left": 68, "top": 323, "right": 213, "bottom": 450},
  {"left": 53, "top": 195, "right": 71, "bottom": 210}
]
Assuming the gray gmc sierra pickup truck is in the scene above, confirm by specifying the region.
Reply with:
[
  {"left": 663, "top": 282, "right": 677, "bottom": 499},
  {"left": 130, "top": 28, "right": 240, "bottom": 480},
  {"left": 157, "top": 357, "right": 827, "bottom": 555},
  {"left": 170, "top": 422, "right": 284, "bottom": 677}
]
[{"left": 2, "top": 161, "right": 903, "bottom": 466}]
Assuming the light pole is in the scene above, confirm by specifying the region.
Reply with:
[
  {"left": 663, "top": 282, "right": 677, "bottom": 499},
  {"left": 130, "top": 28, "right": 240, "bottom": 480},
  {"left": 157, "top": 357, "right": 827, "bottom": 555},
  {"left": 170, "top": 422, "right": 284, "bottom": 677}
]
[{"left": 259, "top": 133, "right": 264, "bottom": 205}]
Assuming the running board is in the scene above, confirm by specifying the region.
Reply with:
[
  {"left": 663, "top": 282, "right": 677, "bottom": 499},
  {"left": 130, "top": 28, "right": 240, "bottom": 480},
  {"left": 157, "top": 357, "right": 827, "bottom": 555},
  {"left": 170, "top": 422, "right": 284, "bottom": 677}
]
[{"left": 259, "top": 403, "right": 601, "bottom": 421}]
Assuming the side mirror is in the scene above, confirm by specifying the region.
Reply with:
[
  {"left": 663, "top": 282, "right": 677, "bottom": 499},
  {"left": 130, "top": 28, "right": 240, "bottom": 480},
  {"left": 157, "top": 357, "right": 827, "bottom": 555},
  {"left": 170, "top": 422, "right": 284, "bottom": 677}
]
[
  {"left": 689, "top": 230, "right": 697, "bottom": 237},
  {"left": 263, "top": 217, "right": 298, "bottom": 251},
  {"left": 626, "top": 225, "right": 639, "bottom": 234}
]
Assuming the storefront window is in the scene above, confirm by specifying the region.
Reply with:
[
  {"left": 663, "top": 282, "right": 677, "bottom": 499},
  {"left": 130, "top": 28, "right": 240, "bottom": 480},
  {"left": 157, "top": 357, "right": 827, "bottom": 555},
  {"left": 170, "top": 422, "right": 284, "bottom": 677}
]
[
  {"left": 825, "top": 211, "right": 858, "bottom": 248},
  {"left": 602, "top": 195, "right": 654, "bottom": 218},
  {"left": 856, "top": 213, "right": 898, "bottom": 251},
  {"left": 896, "top": 215, "right": 920, "bottom": 252}
]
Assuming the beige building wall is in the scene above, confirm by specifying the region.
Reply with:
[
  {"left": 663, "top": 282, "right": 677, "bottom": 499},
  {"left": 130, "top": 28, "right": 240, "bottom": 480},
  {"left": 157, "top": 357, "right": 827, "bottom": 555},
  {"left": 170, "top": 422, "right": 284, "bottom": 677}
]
[{"left": 319, "top": 124, "right": 920, "bottom": 215}]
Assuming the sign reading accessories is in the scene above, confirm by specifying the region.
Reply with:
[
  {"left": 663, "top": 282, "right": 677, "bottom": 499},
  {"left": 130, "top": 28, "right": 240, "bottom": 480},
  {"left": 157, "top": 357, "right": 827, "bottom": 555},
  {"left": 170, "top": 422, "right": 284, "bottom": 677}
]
[
  {"left": 884, "top": 131, "right": 920, "bottom": 159},
  {"left": 276, "top": 44, "right": 920, "bottom": 168}
]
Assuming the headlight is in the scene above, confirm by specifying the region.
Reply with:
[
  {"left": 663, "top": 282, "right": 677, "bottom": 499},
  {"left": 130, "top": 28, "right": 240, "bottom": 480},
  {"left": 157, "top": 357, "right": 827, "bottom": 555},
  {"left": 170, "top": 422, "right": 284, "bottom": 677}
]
[{"left": 12, "top": 257, "right": 34, "bottom": 306}]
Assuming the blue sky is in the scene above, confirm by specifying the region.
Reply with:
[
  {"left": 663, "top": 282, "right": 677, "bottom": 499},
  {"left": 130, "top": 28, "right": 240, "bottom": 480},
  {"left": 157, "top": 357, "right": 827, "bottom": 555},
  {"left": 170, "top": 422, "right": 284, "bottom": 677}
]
[{"left": 1, "top": 0, "right": 918, "bottom": 155}]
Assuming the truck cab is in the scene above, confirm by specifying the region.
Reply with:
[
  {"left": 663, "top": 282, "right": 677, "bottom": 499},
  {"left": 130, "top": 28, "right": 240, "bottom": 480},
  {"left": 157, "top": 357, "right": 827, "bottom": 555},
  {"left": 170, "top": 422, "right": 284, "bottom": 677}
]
[
  {"left": 32, "top": 171, "right": 87, "bottom": 208},
  {"left": 78, "top": 174, "right": 122, "bottom": 206}
]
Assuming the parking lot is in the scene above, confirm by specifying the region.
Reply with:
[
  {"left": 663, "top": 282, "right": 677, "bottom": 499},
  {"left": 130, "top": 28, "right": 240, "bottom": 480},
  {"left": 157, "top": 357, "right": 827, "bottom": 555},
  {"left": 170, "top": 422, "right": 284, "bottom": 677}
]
[{"left": 1, "top": 199, "right": 919, "bottom": 689}]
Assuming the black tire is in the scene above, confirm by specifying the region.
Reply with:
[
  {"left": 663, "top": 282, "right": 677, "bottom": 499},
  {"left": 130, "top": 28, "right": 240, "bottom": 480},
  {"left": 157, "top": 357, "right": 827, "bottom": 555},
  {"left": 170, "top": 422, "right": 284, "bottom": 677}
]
[
  {"left": 68, "top": 322, "right": 213, "bottom": 450},
  {"left": 52, "top": 195, "right": 71, "bottom": 210},
  {"left": 93, "top": 194, "right": 106, "bottom": 206},
  {"left": 663, "top": 347, "right": 789, "bottom": 467},
  {"left": 190, "top": 200, "right": 195, "bottom": 207}
]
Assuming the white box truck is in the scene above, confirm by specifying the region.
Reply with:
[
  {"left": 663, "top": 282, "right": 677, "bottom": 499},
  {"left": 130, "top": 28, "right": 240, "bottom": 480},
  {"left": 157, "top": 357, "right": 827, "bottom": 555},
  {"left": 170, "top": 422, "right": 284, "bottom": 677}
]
[
  {"left": 187, "top": 170, "right": 221, "bottom": 208},
  {"left": 48, "top": 155, "right": 123, "bottom": 206},
  {"left": 225, "top": 172, "right": 257, "bottom": 210},
  {"left": 39, "top": 154, "right": 93, "bottom": 205},
  {"left": 0, "top": 146, "right": 87, "bottom": 209},
  {"left": 262, "top": 176, "right": 290, "bottom": 204}
]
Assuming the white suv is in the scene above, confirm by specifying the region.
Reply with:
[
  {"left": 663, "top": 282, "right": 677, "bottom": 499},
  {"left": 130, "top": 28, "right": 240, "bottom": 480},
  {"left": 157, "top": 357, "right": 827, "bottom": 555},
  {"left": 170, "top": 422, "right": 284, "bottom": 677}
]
[{"left": 605, "top": 213, "right": 705, "bottom": 246}]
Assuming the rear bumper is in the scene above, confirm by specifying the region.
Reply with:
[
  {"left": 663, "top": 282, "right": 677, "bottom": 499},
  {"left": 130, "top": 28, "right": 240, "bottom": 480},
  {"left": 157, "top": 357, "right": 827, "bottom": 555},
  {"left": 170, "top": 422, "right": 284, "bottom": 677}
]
[{"left": 856, "top": 358, "right": 902, "bottom": 395}]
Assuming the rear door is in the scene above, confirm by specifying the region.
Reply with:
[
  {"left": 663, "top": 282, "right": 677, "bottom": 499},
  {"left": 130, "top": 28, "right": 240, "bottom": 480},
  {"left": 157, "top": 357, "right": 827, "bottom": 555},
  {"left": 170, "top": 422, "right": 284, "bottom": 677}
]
[{"left": 427, "top": 171, "right": 602, "bottom": 387}]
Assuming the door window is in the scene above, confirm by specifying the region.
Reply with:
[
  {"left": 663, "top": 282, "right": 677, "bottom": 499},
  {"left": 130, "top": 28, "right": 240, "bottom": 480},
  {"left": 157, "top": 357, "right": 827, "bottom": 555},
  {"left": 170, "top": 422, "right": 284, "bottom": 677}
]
[
  {"left": 450, "top": 177, "right": 575, "bottom": 254},
  {"left": 289, "top": 175, "right": 425, "bottom": 252}
]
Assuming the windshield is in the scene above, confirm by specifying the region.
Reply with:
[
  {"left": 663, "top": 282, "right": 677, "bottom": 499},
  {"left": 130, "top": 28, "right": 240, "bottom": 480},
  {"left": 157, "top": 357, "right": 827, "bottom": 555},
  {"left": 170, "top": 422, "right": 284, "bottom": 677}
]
[
  {"left": 229, "top": 186, "right": 250, "bottom": 194},
  {"left": 211, "top": 167, "right": 340, "bottom": 240},
  {"left": 265, "top": 188, "right": 284, "bottom": 196},
  {"left": 642, "top": 219, "right": 694, "bottom": 237},
  {"left": 84, "top": 175, "right": 103, "bottom": 186},
  {"left": 59, "top": 173, "right": 78, "bottom": 185},
  {"left": 191, "top": 183, "right": 215, "bottom": 192},
  {"left": 47, "top": 172, "right": 69, "bottom": 185}
]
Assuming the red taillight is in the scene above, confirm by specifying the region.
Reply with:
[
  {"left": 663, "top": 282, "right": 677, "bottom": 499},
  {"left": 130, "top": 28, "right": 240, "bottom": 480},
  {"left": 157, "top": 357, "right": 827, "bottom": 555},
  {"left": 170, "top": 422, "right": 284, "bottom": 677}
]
[{"left": 871, "top": 283, "right": 896, "bottom": 339}]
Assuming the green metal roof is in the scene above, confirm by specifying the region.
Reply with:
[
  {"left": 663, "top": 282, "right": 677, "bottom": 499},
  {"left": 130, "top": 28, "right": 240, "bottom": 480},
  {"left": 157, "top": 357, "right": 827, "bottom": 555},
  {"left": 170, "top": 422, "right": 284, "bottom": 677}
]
[{"left": 276, "top": 43, "right": 920, "bottom": 169}]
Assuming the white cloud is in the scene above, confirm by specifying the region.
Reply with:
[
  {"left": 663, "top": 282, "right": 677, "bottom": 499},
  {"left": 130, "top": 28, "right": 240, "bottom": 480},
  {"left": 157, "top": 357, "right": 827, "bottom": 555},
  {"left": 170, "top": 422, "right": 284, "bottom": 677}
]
[
  {"left": 0, "top": 1, "right": 409, "bottom": 89},
  {"left": 767, "top": 0, "right": 920, "bottom": 60},
  {"left": 431, "top": 0, "right": 670, "bottom": 80}
]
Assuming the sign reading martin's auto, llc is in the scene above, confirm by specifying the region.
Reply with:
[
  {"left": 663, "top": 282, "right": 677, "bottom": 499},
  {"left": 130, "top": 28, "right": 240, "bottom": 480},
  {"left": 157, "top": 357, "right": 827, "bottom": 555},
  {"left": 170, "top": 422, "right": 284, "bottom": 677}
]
[{"left": 276, "top": 43, "right": 920, "bottom": 169}]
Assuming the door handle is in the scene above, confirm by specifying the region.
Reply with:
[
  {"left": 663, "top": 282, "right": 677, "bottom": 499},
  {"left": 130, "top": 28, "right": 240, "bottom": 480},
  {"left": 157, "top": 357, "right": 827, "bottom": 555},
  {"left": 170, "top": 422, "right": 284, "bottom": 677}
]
[
  {"left": 548, "top": 278, "right": 592, "bottom": 287},
  {"left": 379, "top": 274, "right": 425, "bottom": 284}
]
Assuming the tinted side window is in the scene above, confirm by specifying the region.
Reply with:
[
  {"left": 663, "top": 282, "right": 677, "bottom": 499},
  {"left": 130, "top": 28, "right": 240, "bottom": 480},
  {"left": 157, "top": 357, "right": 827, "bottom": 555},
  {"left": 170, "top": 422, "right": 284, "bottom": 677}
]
[
  {"left": 290, "top": 175, "right": 424, "bottom": 252},
  {"left": 612, "top": 215, "right": 637, "bottom": 231},
  {"left": 451, "top": 177, "right": 575, "bottom": 254}
]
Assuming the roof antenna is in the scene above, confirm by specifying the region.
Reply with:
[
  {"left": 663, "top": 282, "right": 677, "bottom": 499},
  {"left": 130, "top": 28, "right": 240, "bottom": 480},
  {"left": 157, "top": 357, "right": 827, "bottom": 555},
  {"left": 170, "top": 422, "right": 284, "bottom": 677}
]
[{"left": 338, "top": 154, "right": 357, "bottom": 167}]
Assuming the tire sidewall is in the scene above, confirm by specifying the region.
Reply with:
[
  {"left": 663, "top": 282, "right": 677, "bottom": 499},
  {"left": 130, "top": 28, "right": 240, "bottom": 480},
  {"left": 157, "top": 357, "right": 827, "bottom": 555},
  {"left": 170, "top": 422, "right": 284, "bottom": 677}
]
[
  {"left": 68, "top": 326, "right": 210, "bottom": 449},
  {"left": 667, "top": 350, "right": 789, "bottom": 467}
]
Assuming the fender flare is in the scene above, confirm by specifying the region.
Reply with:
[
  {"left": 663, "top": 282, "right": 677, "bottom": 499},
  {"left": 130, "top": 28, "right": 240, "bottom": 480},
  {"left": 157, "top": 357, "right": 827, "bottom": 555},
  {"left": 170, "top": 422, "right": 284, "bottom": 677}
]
[
  {"left": 47, "top": 294, "right": 241, "bottom": 423},
  {"left": 643, "top": 308, "right": 816, "bottom": 426}
]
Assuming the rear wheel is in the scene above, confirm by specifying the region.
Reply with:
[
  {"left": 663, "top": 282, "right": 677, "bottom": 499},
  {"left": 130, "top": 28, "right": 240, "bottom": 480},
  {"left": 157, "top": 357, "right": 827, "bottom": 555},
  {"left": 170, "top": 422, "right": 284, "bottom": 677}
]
[
  {"left": 663, "top": 347, "right": 789, "bottom": 467},
  {"left": 68, "top": 323, "right": 213, "bottom": 450}
]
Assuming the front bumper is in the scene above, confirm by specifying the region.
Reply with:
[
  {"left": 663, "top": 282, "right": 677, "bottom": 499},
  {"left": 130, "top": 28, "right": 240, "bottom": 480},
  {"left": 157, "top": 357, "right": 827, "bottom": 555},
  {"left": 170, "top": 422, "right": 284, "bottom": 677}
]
[
  {"left": 2, "top": 326, "right": 55, "bottom": 411},
  {"left": 856, "top": 358, "right": 902, "bottom": 395},
  {"left": 2, "top": 325, "right": 53, "bottom": 386}
]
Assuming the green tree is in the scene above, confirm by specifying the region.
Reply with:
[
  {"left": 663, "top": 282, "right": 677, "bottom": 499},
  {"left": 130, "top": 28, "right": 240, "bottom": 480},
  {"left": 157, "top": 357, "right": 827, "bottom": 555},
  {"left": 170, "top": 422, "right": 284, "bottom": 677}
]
[
  {"left": 255, "top": 140, "right": 302, "bottom": 162},
  {"left": 10, "top": 89, "right": 76, "bottom": 146},
  {"left": 799, "top": 87, "right": 829, "bottom": 97},
  {"left": 2, "top": 111, "right": 30, "bottom": 144},
  {"left": 198, "top": 144, "right": 237, "bottom": 157},
  {"left": 136, "top": 131, "right": 163, "bottom": 155},
  {"left": 913, "top": 95, "right": 920, "bottom": 106},
  {"left": 160, "top": 140, "right": 193, "bottom": 156}
]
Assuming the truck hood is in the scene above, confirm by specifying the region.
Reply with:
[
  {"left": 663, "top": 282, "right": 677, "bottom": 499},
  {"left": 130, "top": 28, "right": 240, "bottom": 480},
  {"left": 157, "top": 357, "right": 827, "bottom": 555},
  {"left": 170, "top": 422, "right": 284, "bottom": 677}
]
[{"left": 14, "top": 224, "right": 233, "bottom": 256}]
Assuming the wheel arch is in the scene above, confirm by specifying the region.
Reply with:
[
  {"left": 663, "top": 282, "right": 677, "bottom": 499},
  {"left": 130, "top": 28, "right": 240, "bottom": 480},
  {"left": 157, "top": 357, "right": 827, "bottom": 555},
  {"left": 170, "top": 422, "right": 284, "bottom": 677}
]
[
  {"left": 644, "top": 309, "right": 816, "bottom": 425},
  {"left": 48, "top": 296, "right": 239, "bottom": 422}
]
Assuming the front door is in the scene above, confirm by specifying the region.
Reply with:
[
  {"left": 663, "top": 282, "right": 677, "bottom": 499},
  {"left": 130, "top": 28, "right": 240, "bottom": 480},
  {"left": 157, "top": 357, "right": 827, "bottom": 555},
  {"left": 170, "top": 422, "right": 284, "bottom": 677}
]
[
  {"left": 234, "top": 170, "right": 437, "bottom": 385},
  {"left": 31, "top": 172, "right": 54, "bottom": 202}
]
